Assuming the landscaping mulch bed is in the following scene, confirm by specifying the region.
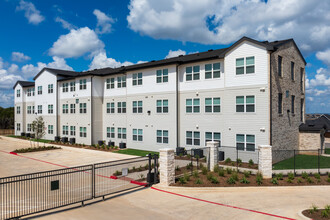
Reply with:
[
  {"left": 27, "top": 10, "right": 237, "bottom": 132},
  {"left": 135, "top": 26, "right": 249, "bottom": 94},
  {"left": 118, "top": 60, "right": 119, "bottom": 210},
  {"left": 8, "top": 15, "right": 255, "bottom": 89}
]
[
  {"left": 13, "top": 146, "right": 61, "bottom": 153},
  {"left": 175, "top": 156, "right": 207, "bottom": 162},
  {"left": 50, "top": 141, "right": 121, "bottom": 153},
  {"left": 175, "top": 166, "right": 199, "bottom": 176},
  {"left": 219, "top": 161, "right": 258, "bottom": 169},
  {"left": 302, "top": 209, "right": 330, "bottom": 220},
  {"left": 172, "top": 169, "right": 330, "bottom": 187}
]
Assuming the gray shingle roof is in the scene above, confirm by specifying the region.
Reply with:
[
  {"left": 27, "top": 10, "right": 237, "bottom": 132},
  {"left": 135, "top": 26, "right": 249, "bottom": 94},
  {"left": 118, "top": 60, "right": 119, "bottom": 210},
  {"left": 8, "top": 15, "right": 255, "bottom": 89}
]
[
  {"left": 299, "top": 115, "right": 330, "bottom": 132},
  {"left": 13, "top": 81, "right": 35, "bottom": 89}
]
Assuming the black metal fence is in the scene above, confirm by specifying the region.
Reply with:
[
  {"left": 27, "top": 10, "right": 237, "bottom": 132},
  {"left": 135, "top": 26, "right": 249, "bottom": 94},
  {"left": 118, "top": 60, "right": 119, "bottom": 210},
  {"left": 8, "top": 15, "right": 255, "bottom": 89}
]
[
  {"left": 0, "top": 155, "right": 158, "bottom": 220},
  {"left": 218, "top": 146, "right": 259, "bottom": 170}
]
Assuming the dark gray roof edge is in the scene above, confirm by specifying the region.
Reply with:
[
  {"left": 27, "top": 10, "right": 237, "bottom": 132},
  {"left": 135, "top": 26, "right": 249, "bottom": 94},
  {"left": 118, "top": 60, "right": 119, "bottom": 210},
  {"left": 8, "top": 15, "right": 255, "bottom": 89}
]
[
  {"left": 33, "top": 67, "right": 78, "bottom": 81},
  {"left": 13, "top": 81, "right": 35, "bottom": 89}
]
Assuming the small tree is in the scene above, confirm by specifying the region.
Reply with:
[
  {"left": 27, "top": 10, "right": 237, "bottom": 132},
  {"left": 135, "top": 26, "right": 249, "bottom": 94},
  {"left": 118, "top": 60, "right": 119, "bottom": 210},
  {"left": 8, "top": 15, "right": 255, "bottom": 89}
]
[{"left": 31, "top": 116, "right": 45, "bottom": 147}]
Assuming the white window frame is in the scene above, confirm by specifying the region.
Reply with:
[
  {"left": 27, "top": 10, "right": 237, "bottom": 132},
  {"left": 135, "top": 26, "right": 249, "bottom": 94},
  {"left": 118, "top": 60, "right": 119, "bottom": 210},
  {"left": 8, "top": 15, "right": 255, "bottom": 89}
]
[
  {"left": 70, "top": 81, "right": 76, "bottom": 92},
  {"left": 16, "top": 123, "right": 21, "bottom": 131},
  {"left": 70, "top": 104, "right": 75, "bottom": 114},
  {"left": 132, "top": 101, "right": 143, "bottom": 113},
  {"left": 205, "top": 132, "right": 221, "bottom": 145},
  {"left": 156, "top": 99, "right": 168, "bottom": 113},
  {"left": 186, "top": 98, "right": 200, "bottom": 113},
  {"left": 80, "top": 127, "right": 87, "bottom": 137},
  {"left": 107, "top": 102, "right": 115, "bottom": 114},
  {"left": 79, "top": 79, "right": 87, "bottom": 90},
  {"left": 236, "top": 134, "right": 256, "bottom": 152},
  {"left": 107, "top": 127, "right": 115, "bottom": 138},
  {"left": 27, "top": 124, "right": 32, "bottom": 132},
  {"left": 48, "top": 84, "right": 53, "bottom": 93},
  {"left": 27, "top": 106, "right": 32, "bottom": 114},
  {"left": 37, "top": 105, "right": 42, "bottom": 114},
  {"left": 157, "top": 130, "right": 169, "bottom": 144},
  {"left": 118, "top": 128, "right": 127, "bottom": 139},
  {"left": 37, "top": 86, "right": 42, "bottom": 95},
  {"left": 16, "top": 106, "right": 20, "bottom": 114},
  {"left": 70, "top": 126, "right": 76, "bottom": 136},
  {"left": 186, "top": 131, "right": 200, "bottom": 146},
  {"left": 79, "top": 103, "right": 87, "bottom": 114},
  {"left": 48, "top": 105, "right": 53, "bottom": 114},
  {"left": 16, "top": 89, "right": 20, "bottom": 97},
  {"left": 133, "top": 129, "right": 143, "bottom": 141},
  {"left": 117, "top": 76, "right": 126, "bottom": 88},
  {"left": 236, "top": 96, "right": 255, "bottom": 113},
  {"left": 205, "top": 97, "right": 221, "bottom": 113},
  {"left": 205, "top": 62, "right": 221, "bottom": 79},
  {"left": 156, "top": 69, "right": 168, "bottom": 83},
  {"left": 62, "top": 83, "right": 69, "bottom": 93},
  {"left": 62, "top": 125, "right": 69, "bottom": 136},
  {"left": 48, "top": 125, "right": 53, "bottom": 134},
  {"left": 106, "top": 78, "right": 115, "bottom": 89},
  {"left": 186, "top": 65, "right": 200, "bottom": 81},
  {"left": 62, "top": 104, "right": 69, "bottom": 114},
  {"left": 132, "top": 73, "right": 143, "bottom": 86},
  {"left": 117, "top": 102, "right": 126, "bottom": 113}
]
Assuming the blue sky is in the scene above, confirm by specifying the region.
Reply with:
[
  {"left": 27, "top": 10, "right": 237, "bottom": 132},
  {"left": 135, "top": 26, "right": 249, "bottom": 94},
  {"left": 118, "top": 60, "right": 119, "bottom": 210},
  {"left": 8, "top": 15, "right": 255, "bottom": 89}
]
[{"left": 0, "top": 0, "right": 329, "bottom": 113}]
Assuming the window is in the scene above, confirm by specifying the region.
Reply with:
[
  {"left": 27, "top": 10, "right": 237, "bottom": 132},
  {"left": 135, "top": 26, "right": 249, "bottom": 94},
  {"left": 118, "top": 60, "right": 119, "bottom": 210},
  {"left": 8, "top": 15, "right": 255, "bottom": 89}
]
[
  {"left": 300, "top": 68, "right": 304, "bottom": 92},
  {"left": 278, "top": 56, "right": 282, "bottom": 77},
  {"left": 157, "top": 130, "right": 168, "bottom": 144},
  {"left": 106, "top": 102, "right": 115, "bottom": 114},
  {"left": 186, "top": 98, "right": 200, "bottom": 113},
  {"left": 62, "top": 83, "right": 68, "bottom": 93},
  {"left": 186, "top": 131, "right": 200, "bottom": 146},
  {"left": 236, "top": 58, "right": 244, "bottom": 75},
  {"left": 62, "top": 126, "right": 69, "bottom": 135},
  {"left": 118, "top": 128, "right": 127, "bottom": 139},
  {"left": 62, "top": 104, "right": 68, "bottom": 114},
  {"left": 48, "top": 84, "right": 53, "bottom": 93},
  {"left": 27, "top": 124, "right": 32, "bottom": 132},
  {"left": 133, "top": 101, "right": 143, "bottom": 113},
  {"left": 133, "top": 129, "right": 143, "bottom": 141},
  {"left": 291, "top": 95, "right": 295, "bottom": 114},
  {"left": 16, "top": 106, "right": 20, "bottom": 114},
  {"left": 32, "top": 106, "right": 35, "bottom": 114},
  {"left": 156, "top": 99, "right": 168, "bottom": 113},
  {"left": 236, "top": 96, "right": 255, "bottom": 113},
  {"left": 32, "top": 88, "right": 35, "bottom": 96},
  {"left": 48, "top": 125, "right": 53, "bottom": 134},
  {"left": 37, "top": 105, "right": 42, "bottom": 114},
  {"left": 27, "top": 88, "right": 32, "bottom": 96},
  {"left": 48, "top": 105, "right": 53, "bottom": 114},
  {"left": 205, "top": 97, "right": 221, "bottom": 113},
  {"left": 16, "top": 123, "right": 20, "bottom": 131},
  {"left": 117, "top": 102, "right": 126, "bottom": 113},
  {"left": 106, "top": 78, "right": 115, "bottom": 89},
  {"left": 205, "top": 63, "right": 221, "bottom": 79},
  {"left": 80, "top": 127, "right": 87, "bottom": 137},
  {"left": 16, "top": 89, "right": 20, "bottom": 97},
  {"left": 291, "top": 62, "right": 295, "bottom": 81},
  {"left": 80, "top": 103, "right": 87, "bottom": 113},
  {"left": 107, "top": 127, "right": 115, "bottom": 138},
  {"left": 117, "top": 76, "right": 126, "bottom": 88},
  {"left": 38, "top": 86, "right": 42, "bottom": 95},
  {"left": 70, "top": 81, "right": 75, "bottom": 92},
  {"left": 300, "top": 98, "right": 304, "bottom": 121},
  {"left": 132, "top": 73, "right": 142, "bottom": 86},
  {"left": 186, "top": 66, "right": 200, "bottom": 81},
  {"left": 79, "top": 79, "right": 87, "bottom": 90},
  {"left": 70, "top": 126, "right": 76, "bottom": 136},
  {"left": 27, "top": 106, "right": 32, "bottom": 114},
  {"left": 156, "top": 69, "right": 168, "bottom": 83},
  {"left": 278, "top": 93, "right": 283, "bottom": 114},
  {"left": 70, "top": 104, "right": 75, "bottom": 114},
  {"left": 236, "top": 57, "right": 255, "bottom": 75},
  {"left": 205, "top": 132, "right": 221, "bottom": 144},
  {"left": 236, "top": 134, "right": 255, "bottom": 151}
]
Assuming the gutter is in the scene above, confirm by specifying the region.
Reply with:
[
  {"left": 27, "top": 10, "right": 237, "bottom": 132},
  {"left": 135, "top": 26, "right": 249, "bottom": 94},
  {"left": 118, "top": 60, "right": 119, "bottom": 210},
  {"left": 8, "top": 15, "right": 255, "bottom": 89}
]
[
  {"left": 91, "top": 76, "right": 93, "bottom": 145},
  {"left": 269, "top": 52, "right": 272, "bottom": 145},
  {"left": 176, "top": 64, "right": 179, "bottom": 149},
  {"left": 56, "top": 80, "right": 59, "bottom": 137}
]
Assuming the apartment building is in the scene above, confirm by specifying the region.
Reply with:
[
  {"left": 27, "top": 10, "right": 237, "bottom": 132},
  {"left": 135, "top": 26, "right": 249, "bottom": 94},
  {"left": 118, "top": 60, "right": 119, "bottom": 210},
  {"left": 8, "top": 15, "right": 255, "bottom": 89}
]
[{"left": 13, "top": 37, "right": 306, "bottom": 160}]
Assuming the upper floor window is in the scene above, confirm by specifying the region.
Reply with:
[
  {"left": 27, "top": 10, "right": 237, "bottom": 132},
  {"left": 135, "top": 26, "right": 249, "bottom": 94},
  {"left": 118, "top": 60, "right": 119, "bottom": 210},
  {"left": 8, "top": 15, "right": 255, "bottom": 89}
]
[
  {"left": 118, "top": 128, "right": 127, "bottom": 139},
  {"left": 236, "top": 96, "right": 255, "bottom": 113},
  {"left": 70, "top": 81, "right": 76, "bottom": 92},
  {"left": 48, "top": 84, "right": 53, "bottom": 93},
  {"left": 291, "top": 95, "right": 295, "bottom": 114},
  {"left": 62, "top": 104, "right": 68, "bottom": 114},
  {"left": 133, "top": 129, "right": 143, "bottom": 141},
  {"left": 37, "top": 105, "right": 42, "bottom": 114},
  {"left": 48, "top": 125, "right": 53, "bottom": 134},
  {"left": 117, "top": 102, "right": 126, "bottom": 113},
  {"left": 186, "top": 98, "right": 200, "bottom": 113},
  {"left": 38, "top": 86, "right": 42, "bottom": 95},
  {"left": 27, "top": 106, "right": 32, "bottom": 114},
  {"left": 157, "top": 130, "right": 169, "bottom": 144},
  {"left": 79, "top": 79, "right": 87, "bottom": 90},
  {"left": 278, "top": 93, "right": 283, "bottom": 114},
  {"left": 156, "top": 99, "right": 168, "bottom": 113},
  {"left": 106, "top": 102, "right": 115, "bottom": 114},
  {"left": 205, "top": 63, "right": 220, "bottom": 79},
  {"left": 205, "top": 97, "right": 220, "bottom": 113},
  {"left": 16, "top": 106, "right": 20, "bottom": 114},
  {"left": 27, "top": 88, "right": 32, "bottom": 96},
  {"left": 117, "top": 76, "right": 126, "bottom": 88},
  {"left": 132, "top": 73, "right": 143, "bottom": 86},
  {"left": 186, "top": 131, "right": 200, "bottom": 146},
  {"left": 300, "top": 98, "right": 304, "bottom": 122},
  {"left": 291, "top": 62, "right": 295, "bottom": 81},
  {"left": 16, "top": 89, "right": 21, "bottom": 97},
  {"left": 70, "top": 104, "right": 75, "bottom": 114},
  {"left": 300, "top": 68, "right": 304, "bottom": 92},
  {"left": 106, "top": 78, "right": 115, "bottom": 89},
  {"left": 27, "top": 124, "right": 32, "bottom": 132},
  {"left": 62, "top": 126, "right": 69, "bottom": 136},
  {"left": 62, "top": 83, "right": 68, "bottom": 93},
  {"left": 186, "top": 66, "right": 200, "bottom": 81},
  {"left": 16, "top": 123, "right": 21, "bottom": 131},
  {"left": 133, "top": 101, "right": 143, "bottom": 113},
  {"left": 70, "top": 126, "right": 76, "bottom": 136},
  {"left": 236, "top": 134, "right": 255, "bottom": 151},
  {"left": 48, "top": 105, "right": 53, "bottom": 114},
  {"left": 79, "top": 103, "right": 87, "bottom": 113},
  {"left": 80, "top": 127, "right": 87, "bottom": 137},
  {"left": 236, "top": 56, "right": 255, "bottom": 75},
  {"left": 107, "top": 127, "right": 115, "bottom": 138},
  {"left": 205, "top": 132, "right": 221, "bottom": 145},
  {"left": 156, "top": 69, "right": 168, "bottom": 83},
  {"left": 278, "top": 56, "right": 282, "bottom": 77}
]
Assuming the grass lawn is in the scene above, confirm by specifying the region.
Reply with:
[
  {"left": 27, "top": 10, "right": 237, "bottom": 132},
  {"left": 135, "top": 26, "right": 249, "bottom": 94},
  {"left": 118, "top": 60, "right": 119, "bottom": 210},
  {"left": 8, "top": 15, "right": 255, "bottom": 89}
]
[
  {"left": 114, "top": 149, "right": 159, "bottom": 157},
  {"left": 7, "top": 135, "right": 53, "bottom": 143},
  {"left": 273, "top": 154, "right": 330, "bottom": 170},
  {"left": 325, "top": 148, "right": 330, "bottom": 155}
]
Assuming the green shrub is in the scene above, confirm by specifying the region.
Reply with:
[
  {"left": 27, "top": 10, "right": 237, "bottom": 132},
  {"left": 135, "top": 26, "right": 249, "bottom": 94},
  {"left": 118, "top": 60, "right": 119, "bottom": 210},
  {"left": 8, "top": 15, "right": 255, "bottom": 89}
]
[
  {"left": 184, "top": 173, "right": 190, "bottom": 182},
  {"left": 115, "top": 170, "right": 121, "bottom": 176},
  {"left": 145, "top": 164, "right": 149, "bottom": 170},
  {"left": 286, "top": 178, "right": 293, "bottom": 183},
  {"left": 314, "top": 173, "right": 320, "bottom": 180},
  {"left": 206, "top": 173, "right": 213, "bottom": 181},
  {"left": 186, "top": 162, "right": 192, "bottom": 170},
  {"left": 288, "top": 172, "right": 295, "bottom": 180},
  {"left": 218, "top": 169, "right": 225, "bottom": 177},
  {"left": 227, "top": 177, "right": 236, "bottom": 184},
  {"left": 231, "top": 161, "right": 235, "bottom": 166},
  {"left": 193, "top": 170, "right": 199, "bottom": 178},
  {"left": 276, "top": 173, "right": 283, "bottom": 180},
  {"left": 179, "top": 177, "right": 186, "bottom": 185},
  {"left": 179, "top": 153, "right": 183, "bottom": 157},
  {"left": 175, "top": 165, "right": 180, "bottom": 171},
  {"left": 195, "top": 155, "right": 200, "bottom": 160},
  {"left": 302, "top": 171, "right": 309, "bottom": 179},
  {"left": 306, "top": 177, "right": 313, "bottom": 183},
  {"left": 321, "top": 210, "right": 329, "bottom": 218},
  {"left": 309, "top": 204, "right": 318, "bottom": 214},
  {"left": 240, "top": 177, "right": 250, "bottom": 184},
  {"left": 213, "top": 165, "right": 220, "bottom": 173},
  {"left": 195, "top": 179, "right": 203, "bottom": 184},
  {"left": 297, "top": 178, "right": 303, "bottom": 183},
  {"left": 248, "top": 159, "right": 254, "bottom": 166},
  {"left": 202, "top": 167, "right": 208, "bottom": 175},
  {"left": 243, "top": 171, "right": 251, "bottom": 178},
  {"left": 324, "top": 205, "right": 330, "bottom": 212},
  {"left": 200, "top": 163, "right": 204, "bottom": 168},
  {"left": 256, "top": 172, "right": 263, "bottom": 185},
  {"left": 225, "top": 158, "right": 231, "bottom": 164},
  {"left": 226, "top": 168, "right": 232, "bottom": 174},
  {"left": 271, "top": 178, "right": 278, "bottom": 185},
  {"left": 132, "top": 166, "right": 136, "bottom": 172},
  {"left": 210, "top": 176, "right": 219, "bottom": 184},
  {"left": 231, "top": 172, "right": 238, "bottom": 181},
  {"left": 328, "top": 177, "right": 330, "bottom": 183},
  {"left": 187, "top": 154, "right": 191, "bottom": 159},
  {"left": 237, "top": 158, "right": 242, "bottom": 164}
]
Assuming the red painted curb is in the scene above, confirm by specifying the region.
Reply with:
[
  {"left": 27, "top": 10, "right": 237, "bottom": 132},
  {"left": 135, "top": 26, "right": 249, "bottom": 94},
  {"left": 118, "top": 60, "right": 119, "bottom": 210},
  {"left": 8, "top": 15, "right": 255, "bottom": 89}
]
[
  {"left": 151, "top": 187, "right": 296, "bottom": 220},
  {"left": 110, "top": 176, "right": 118, "bottom": 179},
  {"left": 9, "top": 152, "right": 17, "bottom": 155},
  {"left": 130, "top": 180, "right": 147, "bottom": 186}
]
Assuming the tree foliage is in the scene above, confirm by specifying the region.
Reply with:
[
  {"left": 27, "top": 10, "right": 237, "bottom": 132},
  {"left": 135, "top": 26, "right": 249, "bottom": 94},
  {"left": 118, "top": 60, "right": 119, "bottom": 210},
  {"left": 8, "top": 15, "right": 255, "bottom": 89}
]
[{"left": 0, "top": 107, "right": 14, "bottom": 129}]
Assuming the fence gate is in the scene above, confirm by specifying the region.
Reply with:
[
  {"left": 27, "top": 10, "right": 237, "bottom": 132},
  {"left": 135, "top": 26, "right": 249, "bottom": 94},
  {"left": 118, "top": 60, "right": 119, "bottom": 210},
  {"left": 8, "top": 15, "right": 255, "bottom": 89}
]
[{"left": 0, "top": 154, "right": 158, "bottom": 220}]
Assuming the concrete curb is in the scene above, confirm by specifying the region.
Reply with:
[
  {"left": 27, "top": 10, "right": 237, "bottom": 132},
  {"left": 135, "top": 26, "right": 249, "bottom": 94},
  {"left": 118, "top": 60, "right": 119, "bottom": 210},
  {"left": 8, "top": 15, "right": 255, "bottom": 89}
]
[{"left": 298, "top": 210, "right": 312, "bottom": 220}]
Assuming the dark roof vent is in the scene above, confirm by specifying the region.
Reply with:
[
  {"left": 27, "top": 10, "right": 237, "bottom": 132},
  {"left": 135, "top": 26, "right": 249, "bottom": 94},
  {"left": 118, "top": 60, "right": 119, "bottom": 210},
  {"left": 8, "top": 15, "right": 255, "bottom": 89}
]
[
  {"left": 208, "top": 49, "right": 213, "bottom": 52},
  {"left": 178, "top": 55, "right": 183, "bottom": 57},
  {"left": 151, "top": 60, "right": 155, "bottom": 62}
]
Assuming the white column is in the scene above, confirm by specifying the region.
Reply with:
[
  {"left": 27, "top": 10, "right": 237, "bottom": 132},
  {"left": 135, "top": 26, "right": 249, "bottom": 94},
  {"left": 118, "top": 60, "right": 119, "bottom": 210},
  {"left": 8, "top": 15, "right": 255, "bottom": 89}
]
[
  {"left": 258, "top": 145, "right": 272, "bottom": 179},
  {"left": 159, "top": 148, "right": 175, "bottom": 186},
  {"left": 207, "top": 141, "right": 219, "bottom": 172}
]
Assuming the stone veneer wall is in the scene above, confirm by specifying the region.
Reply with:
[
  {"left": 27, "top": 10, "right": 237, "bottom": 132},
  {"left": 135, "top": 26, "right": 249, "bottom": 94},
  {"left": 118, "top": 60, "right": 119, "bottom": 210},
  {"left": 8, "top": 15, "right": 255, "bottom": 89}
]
[
  {"left": 299, "top": 132, "right": 320, "bottom": 151},
  {"left": 270, "top": 41, "right": 306, "bottom": 162}
]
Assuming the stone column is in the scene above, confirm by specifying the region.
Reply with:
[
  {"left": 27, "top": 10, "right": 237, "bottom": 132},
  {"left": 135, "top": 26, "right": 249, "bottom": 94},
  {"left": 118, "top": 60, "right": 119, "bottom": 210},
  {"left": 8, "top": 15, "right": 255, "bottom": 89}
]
[
  {"left": 258, "top": 145, "right": 272, "bottom": 179},
  {"left": 159, "top": 148, "right": 175, "bottom": 186},
  {"left": 207, "top": 141, "right": 219, "bottom": 172}
]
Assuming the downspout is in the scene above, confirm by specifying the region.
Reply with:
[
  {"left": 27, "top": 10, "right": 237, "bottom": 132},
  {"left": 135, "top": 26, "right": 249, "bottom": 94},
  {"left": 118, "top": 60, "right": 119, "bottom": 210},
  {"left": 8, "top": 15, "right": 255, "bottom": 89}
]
[
  {"left": 176, "top": 63, "right": 180, "bottom": 149},
  {"left": 91, "top": 76, "right": 94, "bottom": 145},
  {"left": 269, "top": 53, "right": 273, "bottom": 145},
  {"left": 56, "top": 80, "right": 59, "bottom": 137}
]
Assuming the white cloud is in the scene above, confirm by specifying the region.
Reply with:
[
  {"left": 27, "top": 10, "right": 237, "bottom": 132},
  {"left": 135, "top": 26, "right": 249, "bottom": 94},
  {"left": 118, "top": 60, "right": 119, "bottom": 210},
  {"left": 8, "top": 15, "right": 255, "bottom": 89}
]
[
  {"left": 0, "top": 57, "right": 3, "bottom": 69},
  {"left": 11, "top": 52, "right": 31, "bottom": 62},
  {"left": 0, "top": 68, "right": 23, "bottom": 89},
  {"left": 127, "top": 0, "right": 330, "bottom": 52},
  {"left": 0, "top": 91, "right": 14, "bottom": 107},
  {"left": 16, "top": 0, "right": 45, "bottom": 25},
  {"left": 49, "top": 27, "right": 105, "bottom": 58},
  {"left": 8, "top": 64, "right": 19, "bottom": 74},
  {"left": 89, "top": 52, "right": 133, "bottom": 70},
  {"left": 165, "top": 49, "right": 186, "bottom": 58},
  {"left": 93, "top": 9, "right": 115, "bottom": 34},
  {"left": 316, "top": 48, "right": 330, "bottom": 66},
  {"left": 55, "top": 17, "right": 76, "bottom": 30},
  {"left": 309, "top": 68, "right": 330, "bottom": 87}
]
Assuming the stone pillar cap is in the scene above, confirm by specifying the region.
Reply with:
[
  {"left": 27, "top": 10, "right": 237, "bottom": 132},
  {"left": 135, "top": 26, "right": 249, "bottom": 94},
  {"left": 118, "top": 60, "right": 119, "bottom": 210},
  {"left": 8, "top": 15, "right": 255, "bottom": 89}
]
[
  {"left": 258, "top": 145, "right": 272, "bottom": 149},
  {"left": 160, "top": 148, "right": 175, "bottom": 152}
]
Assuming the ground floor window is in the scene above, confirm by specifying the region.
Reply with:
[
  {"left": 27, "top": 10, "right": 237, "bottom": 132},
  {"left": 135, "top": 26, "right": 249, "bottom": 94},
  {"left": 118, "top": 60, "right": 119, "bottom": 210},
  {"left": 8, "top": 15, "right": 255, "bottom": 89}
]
[
  {"left": 107, "top": 127, "right": 115, "bottom": 138},
  {"left": 157, "top": 130, "right": 168, "bottom": 144},
  {"left": 205, "top": 132, "right": 221, "bottom": 145},
  {"left": 80, "top": 127, "right": 87, "bottom": 137},
  {"left": 48, "top": 125, "right": 53, "bottom": 134},
  {"left": 27, "top": 124, "right": 32, "bottom": 132},
  {"left": 186, "top": 131, "right": 200, "bottom": 146},
  {"left": 236, "top": 134, "right": 255, "bottom": 151},
  {"left": 62, "top": 126, "right": 68, "bottom": 135},
  {"left": 133, "top": 129, "right": 143, "bottom": 141},
  {"left": 16, "top": 123, "right": 20, "bottom": 131},
  {"left": 118, "top": 128, "right": 126, "bottom": 139},
  {"left": 70, "top": 126, "right": 76, "bottom": 136}
]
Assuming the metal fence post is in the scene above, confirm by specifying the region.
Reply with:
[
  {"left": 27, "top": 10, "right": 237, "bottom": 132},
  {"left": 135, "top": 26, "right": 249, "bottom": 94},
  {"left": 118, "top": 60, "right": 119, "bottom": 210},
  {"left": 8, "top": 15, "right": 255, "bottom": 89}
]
[
  {"left": 318, "top": 149, "right": 320, "bottom": 174},
  {"left": 293, "top": 150, "right": 296, "bottom": 175},
  {"left": 92, "top": 164, "right": 95, "bottom": 199},
  {"left": 154, "top": 154, "right": 158, "bottom": 184},
  {"left": 236, "top": 147, "right": 239, "bottom": 171},
  {"left": 191, "top": 149, "right": 193, "bottom": 175}
]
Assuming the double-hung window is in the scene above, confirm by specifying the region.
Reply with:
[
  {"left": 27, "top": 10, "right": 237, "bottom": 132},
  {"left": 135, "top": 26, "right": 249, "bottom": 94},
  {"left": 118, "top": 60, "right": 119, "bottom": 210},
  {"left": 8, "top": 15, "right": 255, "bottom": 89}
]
[
  {"left": 133, "top": 101, "right": 143, "bottom": 113},
  {"left": 278, "top": 93, "right": 283, "bottom": 114},
  {"left": 156, "top": 99, "right": 168, "bottom": 113},
  {"left": 70, "top": 126, "right": 76, "bottom": 136},
  {"left": 132, "top": 73, "right": 142, "bottom": 86},
  {"left": 107, "top": 102, "right": 115, "bottom": 114},
  {"left": 186, "top": 66, "right": 200, "bottom": 81},
  {"left": 62, "top": 126, "right": 69, "bottom": 135},
  {"left": 27, "top": 124, "right": 32, "bottom": 132},
  {"left": 16, "top": 106, "right": 20, "bottom": 114},
  {"left": 133, "top": 129, "right": 143, "bottom": 141},
  {"left": 291, "top": 95, "right": 295, "bottom": 114},
  {"left": 47, "top": 84, "right": 53, "bottom": 93},
  {"left": 236, "top": 134, "right": 255, "bottom": 151},
  {"left": 236, "top": 96, "right": 255, "bottom": 113},
  {"left": 80, "top": 127, "right": 87, "bottom": 137},
  {"left": 16, "top": 123, "right": 21, "bottom": 131},
  {"left": 27, "top": 88, "right": 32, "bottom": 96},
  {"left": 48, "top": 125, "right": 53, "bottom": 134},
  {"left": 79, "top": 79, "right": 87, "bottom": 90},
  {"left": 106, "top": 78, "right": 115, "bottom": 89},
  {"left": 278, "top": 56, "right": 282, "bottom": 77},
  {"left": 205, "top": 63, "right": 221, "bottom": 79},
  {"left": 16, "top": 89, "right": 20, "bottom": 97},
  {"left": 118, "top": 128, "right": 127, "bottom": 139},
  {"left": 70, "top": 81, "right": 75, "bottom": 92},
  {"left": 107, "top": 127, "right": 115, "bottom": 138},
  {"left": 27, "top": 106, "right": 32, "bottom": 114},
  {"left": 291, "top": 62, "right": 295, "bottom": 81},
  {"left": 80, "top": 103, "right": 87, "bottom": 113},
  {"left": 186, "top": 131, "right": 200, "bottom": 146},
  {"left": 32, "top": 88, "right": 35, "bottom": 96},
  {"left": 205, "top": 132, "right": 221, "bottom": 144},
  {"left": 205, "top": 97, "right": 220, "bottom": 113},
  {"left": 32, "top": 106, "right": 35, "bottom": 114},
  {"left": 37, "top": 105, "right": 42, "bottom": 114},
  {"left": 117, "top": 76, "right": 126, "bottom": 88},
  {"left": 186, "top": 98, "right": 200, "bottom": 113},
  {"left": 156, "top": 69, "right": 168, "bottom": 83},
  {"left": 236, "top": 57, "right": 255, "bottom": 75},
  {"left": 38, "top": 86, "right": 42, "bottom": 95},
  {"left": 62, "top": 83, "right": 68, "bottom": 93},
  {"left": 48, "top": 105, "right": 53, "bottom": 114},
  {"left": 157, "top": 130, "right": 168, "bottom": 144},
  {"left": 62, "top": 104, "right": 68, "bottom": 114},
  {"left": 117, "top": 102, "right": 126, "bottom": 113},
  {"left": 70, "top": 104, "right": 75, "bottom": 114}
]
